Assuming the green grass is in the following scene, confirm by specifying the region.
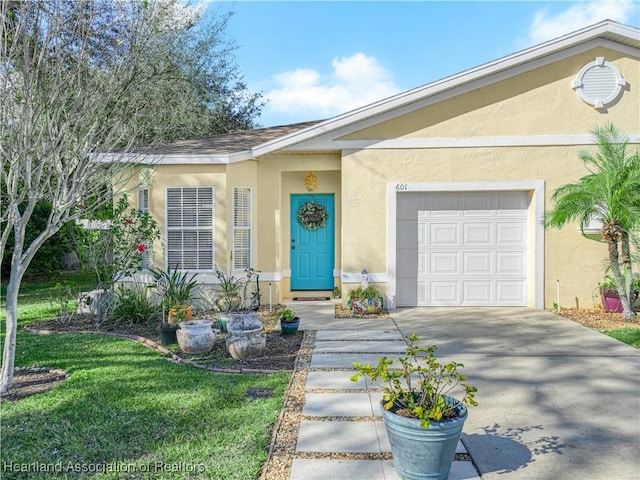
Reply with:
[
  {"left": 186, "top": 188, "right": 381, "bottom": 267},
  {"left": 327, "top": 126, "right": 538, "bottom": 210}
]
[
  {"left": 1, "top": 273, "right": 291, "bottom": 479},
  {"left": 605, "top": 327, "right": 640, "bottom": 348}
]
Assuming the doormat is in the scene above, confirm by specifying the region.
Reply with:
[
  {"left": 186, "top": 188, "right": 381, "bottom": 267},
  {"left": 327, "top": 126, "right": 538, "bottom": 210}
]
[{"left": 292, "top": 297, "right": 330, "bottom": 301}]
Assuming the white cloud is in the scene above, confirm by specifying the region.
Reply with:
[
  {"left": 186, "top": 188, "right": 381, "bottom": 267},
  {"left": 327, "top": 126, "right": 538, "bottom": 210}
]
[
  {"left": 529, "top": 0, "right": 637, "bottom": 44},
  {"left": 264, "top": 53, "right": 400, "bottom": 121}
]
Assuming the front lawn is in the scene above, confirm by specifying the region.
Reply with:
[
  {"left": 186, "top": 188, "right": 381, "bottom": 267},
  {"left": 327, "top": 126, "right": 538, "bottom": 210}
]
[
  {"left": 605, "top": 327, "right": 640, "bottom": 348},
  {"left": 1, "top": 274, "right": 290, "bottom": 479}
]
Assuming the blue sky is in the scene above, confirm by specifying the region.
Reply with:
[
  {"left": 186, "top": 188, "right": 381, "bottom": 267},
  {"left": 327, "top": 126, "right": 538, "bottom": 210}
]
[{"left": 205, "top": 1, "right": 639, "bottom": 127}]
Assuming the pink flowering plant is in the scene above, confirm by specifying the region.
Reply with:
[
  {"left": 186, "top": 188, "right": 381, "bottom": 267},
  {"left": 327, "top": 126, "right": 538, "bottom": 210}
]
[{"left": 79, "top": 194, "right": 159, "bottom": 290}]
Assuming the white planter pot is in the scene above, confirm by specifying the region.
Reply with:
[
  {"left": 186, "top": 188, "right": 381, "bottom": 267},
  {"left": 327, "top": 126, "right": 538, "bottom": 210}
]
[
  {"left": 225, "top": 313, "right": 266, "bottom": 360},
  {"left": 176, "top": 320, "right": 216, "bottom": 354}
]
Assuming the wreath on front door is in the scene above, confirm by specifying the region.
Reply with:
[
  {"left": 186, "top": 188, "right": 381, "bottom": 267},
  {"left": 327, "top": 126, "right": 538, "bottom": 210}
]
[{"left": 297, "top": 201, "right": 328, "bottom": 231}]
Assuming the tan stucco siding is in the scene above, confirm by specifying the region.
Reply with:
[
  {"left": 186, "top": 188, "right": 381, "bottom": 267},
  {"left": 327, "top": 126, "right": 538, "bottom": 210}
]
[
  {"left": 343, "top": 48, "right": 639, "bottom": 139},
  {"left": 342, "top": 144, "right": 628, "bottom": 308}
]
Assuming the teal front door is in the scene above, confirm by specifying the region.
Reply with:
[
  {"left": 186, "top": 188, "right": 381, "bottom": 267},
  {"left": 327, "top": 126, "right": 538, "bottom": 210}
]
[{"left": 290, "top": 194, "right": 335, "bottom": 290}]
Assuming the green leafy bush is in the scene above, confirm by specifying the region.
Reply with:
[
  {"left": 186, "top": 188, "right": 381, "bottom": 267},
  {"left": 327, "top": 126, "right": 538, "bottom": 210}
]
[
  {"left": 113, "top": 283, "right": 160, "bottom": 324},
  {"left": 1, "top": 201, "right": 82, "bottom": 276}
]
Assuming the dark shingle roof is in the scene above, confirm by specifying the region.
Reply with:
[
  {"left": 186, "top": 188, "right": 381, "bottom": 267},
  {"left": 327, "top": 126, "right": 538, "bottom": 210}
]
[{"left": 141, "top": 120, "right": 324, "bottom": 155}]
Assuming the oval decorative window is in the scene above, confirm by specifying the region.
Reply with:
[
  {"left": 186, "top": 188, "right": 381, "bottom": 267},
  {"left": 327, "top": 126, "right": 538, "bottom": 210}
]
[{"left": 572, "top": 57, "right": 626, "bottom": 109}]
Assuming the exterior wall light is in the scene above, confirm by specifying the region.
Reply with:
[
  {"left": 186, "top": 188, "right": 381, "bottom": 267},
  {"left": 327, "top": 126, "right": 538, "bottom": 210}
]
[{"left": 304, "top": 171, "right": 318, "bottom": 192}]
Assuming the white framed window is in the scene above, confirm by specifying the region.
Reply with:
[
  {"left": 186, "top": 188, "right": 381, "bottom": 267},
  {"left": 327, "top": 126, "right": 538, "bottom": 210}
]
[
  {"left": 233, "top": 187, "right": 252, "bottom": 270},
  {"left": 166, "top": 187, "right": 214, "bottom": 271},
  {"left": 138, "top": 188, "right": 151, "bottom": 270}
]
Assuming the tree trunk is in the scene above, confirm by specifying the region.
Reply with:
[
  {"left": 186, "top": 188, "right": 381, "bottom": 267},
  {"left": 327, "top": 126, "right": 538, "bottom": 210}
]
[
  {"left": 607, "top": 238, "right": 635, "bottom": 321},
  {"left": 0, "top": 259, "right": 26, "bottom": 394},
  {"left": 620, "top": 232, "right": 636, "bottom": 320}
]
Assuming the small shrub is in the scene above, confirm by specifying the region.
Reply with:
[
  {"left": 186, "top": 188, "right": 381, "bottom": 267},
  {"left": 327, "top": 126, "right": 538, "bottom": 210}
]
[
  {"left": 113, "top": 283, "right": 159, "bottom": 324},
  {"left": 49, "top": 282, "right": 79, "bottom": 325}
]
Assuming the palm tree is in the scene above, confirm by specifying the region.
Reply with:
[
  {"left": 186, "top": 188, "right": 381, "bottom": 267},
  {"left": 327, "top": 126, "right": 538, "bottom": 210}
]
[{"left": 545, "top": 123, "right": 640, "bottom": 320}]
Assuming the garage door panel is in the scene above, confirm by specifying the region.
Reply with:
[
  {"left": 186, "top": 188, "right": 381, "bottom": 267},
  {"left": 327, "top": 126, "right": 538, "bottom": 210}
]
[
  {"left": 417, "top": 251, "right": 428, "bottom": 275},
  {"left": 397, "top": 191, "right": 529, "bottom": 307},
  {"left": 463, "top": 222, "right": 492, "bottom": 245},
  {"left": 496, "top": 281, "right": 526, "bottom": 304},
  {"left": 430, "top": 224, "right": 459, "bottom": 245},
  {"left": 463, "top": 281, "right": 494, "bottom": 304},
  {"left": 496, "top": 223, "right": 526, "bottom": 244},
  {"left": 430, "top": 252, "right": 459, "bottom": 274},
  {"left": 417, "top": 222, "right": 428, "bottom": 246},
  {"left": 463, "top": 251, "right": 493, "bottom": 274},
  {"left": 430, "top": 281, "right": 459, "bottom": 304},
  {"left": 496, "top": 251, "right": 526, "bottom": 274}
]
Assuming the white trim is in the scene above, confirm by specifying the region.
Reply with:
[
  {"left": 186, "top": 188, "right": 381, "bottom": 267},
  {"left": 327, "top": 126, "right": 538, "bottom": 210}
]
[
  {"left": 386, "top": 181, "right": 545, "bottom": 310},
  {"left": 341, "top": 272, "right": 388, "bottom": 283},
  {"left": 289, "top": 134, "right": 640, "bottom": 152},
  {"left": 96, "top": 151, "right": 254, "bottom": 165},
  {"left": 258, "top": 272, "right": 282, "bottom": 282}
]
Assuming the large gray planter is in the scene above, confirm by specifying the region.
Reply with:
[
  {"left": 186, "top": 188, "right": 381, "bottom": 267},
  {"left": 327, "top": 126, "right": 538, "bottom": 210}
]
[
  {"left": 176, "top": 320, "right": 216, "bottom": 354},
  {"left": 380, "top": 395, "right": 468, "bottom": 480},
  {"left": 226, "top": 313, "right": 266, "bottom": 360}
]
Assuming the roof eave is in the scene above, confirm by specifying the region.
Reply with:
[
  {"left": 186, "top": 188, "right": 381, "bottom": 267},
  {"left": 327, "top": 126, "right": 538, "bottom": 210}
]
[{"left": 93, "top": 150, "right": 254, "bottom": 165}]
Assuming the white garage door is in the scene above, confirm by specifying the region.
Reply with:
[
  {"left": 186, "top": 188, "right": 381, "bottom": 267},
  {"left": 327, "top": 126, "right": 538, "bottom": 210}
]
[{"left": 397, "top": 192, "right": 529, "bottom": 306}]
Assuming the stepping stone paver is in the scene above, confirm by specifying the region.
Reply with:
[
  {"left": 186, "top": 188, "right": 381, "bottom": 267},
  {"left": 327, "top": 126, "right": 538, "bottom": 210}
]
[
  {"left": 310, "top": 352, "right": 364, "bottom": 368},
  {"left": 313, "top": 340, "right": 408, "bottom": 353},
  {"left": 290, "top": 459, "right": 392, "bottom": 480},
  {"left": 296, "top": 420, "right": 387, "bottom": 453},
  {"left": 305, "top": 370, "right": 366, "bottom": 390},
  {"left": 315, "top": 329, "right": 404, "bottom": 341},
  {"left": 303, "top": 393, "right": 375, "bottom": 417}
]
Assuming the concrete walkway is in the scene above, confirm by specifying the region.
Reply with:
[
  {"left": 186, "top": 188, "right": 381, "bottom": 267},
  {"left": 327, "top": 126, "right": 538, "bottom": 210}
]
[
  {"left": 282, "top": 301, "right": 640, "bottom": 480},
  {"left": 285, "top": 301, "right": 480, "bottom": 480}
]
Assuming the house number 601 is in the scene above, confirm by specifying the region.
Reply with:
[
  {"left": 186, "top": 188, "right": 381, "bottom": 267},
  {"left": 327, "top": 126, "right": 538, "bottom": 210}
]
[{"left": 395, "top": 183, "right": 408, "bottom": 191}]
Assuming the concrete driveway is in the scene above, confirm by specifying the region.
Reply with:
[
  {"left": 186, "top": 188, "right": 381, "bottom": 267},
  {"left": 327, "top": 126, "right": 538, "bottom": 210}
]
[{"left": 391, "top": 307, "right": 640, "bottom": 480}]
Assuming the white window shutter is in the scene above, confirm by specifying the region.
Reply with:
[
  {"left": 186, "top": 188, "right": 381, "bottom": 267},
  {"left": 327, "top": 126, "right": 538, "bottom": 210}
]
[
  {"left": 166, "top": 187, "right": 215, "bottom": 270},
  {"left": 233, "top": 187, "right": 252, "bottom": 270},
  {"left": 138, "top": 189, "right": 150, "bottom": 269}
]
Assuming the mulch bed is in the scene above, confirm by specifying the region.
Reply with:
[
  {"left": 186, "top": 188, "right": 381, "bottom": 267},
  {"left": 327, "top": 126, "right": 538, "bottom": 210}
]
[
  {"left": 557, "top": 307, "right": 639, "bottom": 330},
  {"left": 0, "top": 367, "right": 69, "bottom": 402}
]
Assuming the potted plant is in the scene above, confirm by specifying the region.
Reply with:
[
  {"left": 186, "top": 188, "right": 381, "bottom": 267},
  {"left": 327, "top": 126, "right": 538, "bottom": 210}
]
[
  {"left": 212, "top": 269, "right": 244, "bottom": 332},
  {"left": 212, "top": 268, "right": 266, "bottom": 359},
  {"left": 151, "top": 265, "right": 200, "bottom": 324},
  {"left": 351, "top": 333, "right": 478, "bottom": 480},
  {"left": 279, "top": 308, "right": 300, "bottom": 334},
  {"left": 347, "top": 284, "right": 384, "bottom": 314},
  {"left": 599, "top": 275, "right": 623, "bottom": 313}
]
